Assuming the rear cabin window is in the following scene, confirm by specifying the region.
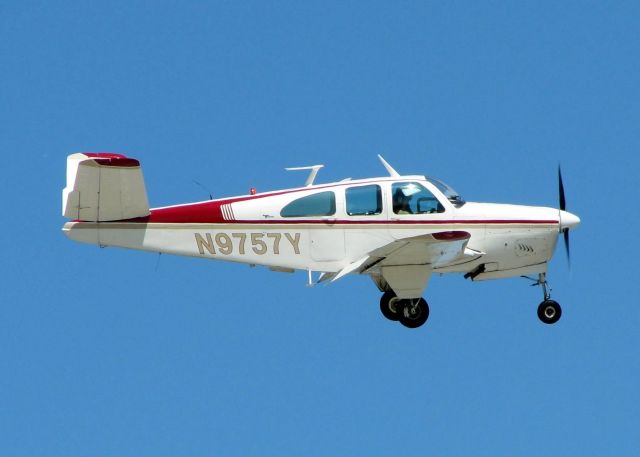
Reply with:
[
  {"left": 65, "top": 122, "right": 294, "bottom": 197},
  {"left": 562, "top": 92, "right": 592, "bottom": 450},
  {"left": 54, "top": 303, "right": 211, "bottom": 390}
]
[
  {"left": 346, "top": 185, "right": 382, "bottom": 216},
  {"left": 280, "top": 191, "right": 336, "bottom": 217}
]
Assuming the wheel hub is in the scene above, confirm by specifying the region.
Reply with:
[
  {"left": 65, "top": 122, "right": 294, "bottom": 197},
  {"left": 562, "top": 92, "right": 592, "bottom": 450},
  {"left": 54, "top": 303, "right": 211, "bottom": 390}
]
[
  {"left": 404, "top": 300, "right": 421, "bottom": 319},
  {"left": 544, "top": 306, "right": 556, "bottom": 319}
]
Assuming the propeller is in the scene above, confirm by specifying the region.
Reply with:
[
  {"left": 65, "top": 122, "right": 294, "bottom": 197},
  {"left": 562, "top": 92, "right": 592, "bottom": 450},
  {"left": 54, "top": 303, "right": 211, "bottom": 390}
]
[{"left": 558, "top": 165, "right": 570, "bottom": 265}]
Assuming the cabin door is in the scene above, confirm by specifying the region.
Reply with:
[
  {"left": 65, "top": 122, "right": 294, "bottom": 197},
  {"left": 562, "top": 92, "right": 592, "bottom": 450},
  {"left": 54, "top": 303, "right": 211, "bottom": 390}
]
[{"left": 310, "top": 222, "right": 345, "bottom": 261}]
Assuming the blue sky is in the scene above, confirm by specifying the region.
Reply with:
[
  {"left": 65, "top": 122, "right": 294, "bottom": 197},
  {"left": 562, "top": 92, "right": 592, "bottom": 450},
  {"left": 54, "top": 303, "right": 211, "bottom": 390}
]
[{"left": 1, "top": 1, "right": 639, "bottom": 455}]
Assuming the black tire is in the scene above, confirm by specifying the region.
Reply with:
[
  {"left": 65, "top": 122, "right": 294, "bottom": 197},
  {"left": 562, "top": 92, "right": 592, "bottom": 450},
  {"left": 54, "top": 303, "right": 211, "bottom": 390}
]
[
  {"left": 398, "top": 298, "right": 430, "bottom": 329},
  {"left": 380, "top": 291, "right": 401, "bottom": 321},
  {"left": 537, "top": 299, "right": 562, "bottom": 324}
]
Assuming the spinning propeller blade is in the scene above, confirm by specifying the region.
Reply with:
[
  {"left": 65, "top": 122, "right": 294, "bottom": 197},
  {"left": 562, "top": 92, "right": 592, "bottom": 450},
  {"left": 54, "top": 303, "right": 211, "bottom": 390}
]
[
  {"left": 558, "top": 165, "right": 570, "bottom": 266},
  {"left": 563, "top": 228, "right": 570, "bottom": 264},
  {"left": 558, "top": 166, "right": 566, "bottom": 211}
]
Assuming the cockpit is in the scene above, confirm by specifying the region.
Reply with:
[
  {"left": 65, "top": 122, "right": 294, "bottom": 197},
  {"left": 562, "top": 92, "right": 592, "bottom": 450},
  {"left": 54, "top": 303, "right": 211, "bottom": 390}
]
[
  {"left": 426, "top": 177, "right": 466, "bottom": 208},
  {"left": 392, "top": 182, "right": 444, "bottom": 214},
  {"left": 276, "top": 176, "right": 466, "bottom": 219}
]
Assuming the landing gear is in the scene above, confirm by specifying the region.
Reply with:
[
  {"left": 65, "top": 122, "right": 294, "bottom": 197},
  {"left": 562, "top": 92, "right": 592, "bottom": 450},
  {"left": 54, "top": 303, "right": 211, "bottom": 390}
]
[
  {"left": 380, "top": 291, "right": 401, "bottom": 321},
  {"left": 398, "top": 298, "right": 430, "bottom": 329},
  {"left": 531, "top": 273, "right": 563, "bottom": 324},
  {"left": 379, "top": 291, "right": 430, "bottom": 328},
  {"left": 538, "top": 300, "right": 562, "bottom": 324}
]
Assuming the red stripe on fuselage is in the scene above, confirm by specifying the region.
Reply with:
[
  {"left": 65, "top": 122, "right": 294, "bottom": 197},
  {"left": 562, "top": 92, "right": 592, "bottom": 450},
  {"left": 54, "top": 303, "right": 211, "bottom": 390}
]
[
  {"left": 145, "top": 176, "right": 406, "bottom": 223},
  {"left": 121, "top": 199, "right": 558, "bottom": 225},
  {"left": 130, "top": 215, "right": 558, "bottom": 226},
  {"left": 118, "top": 183, "right": 559, "bottom": 226}
]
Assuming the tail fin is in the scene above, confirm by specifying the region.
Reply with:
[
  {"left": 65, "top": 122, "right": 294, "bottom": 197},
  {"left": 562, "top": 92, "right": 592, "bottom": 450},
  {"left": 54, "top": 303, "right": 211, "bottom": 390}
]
[{"left": 62, "top": 153, "right": 150, "bottom": 221}]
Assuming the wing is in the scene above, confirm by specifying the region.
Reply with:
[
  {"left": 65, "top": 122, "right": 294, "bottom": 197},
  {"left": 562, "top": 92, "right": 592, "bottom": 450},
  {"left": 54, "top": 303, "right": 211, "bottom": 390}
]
[
  {"left": 328, "top": 231, "right": 478, "bottom": 298},
  {"left": 368, "top": 231, "right": 473, "bottom": 268}
]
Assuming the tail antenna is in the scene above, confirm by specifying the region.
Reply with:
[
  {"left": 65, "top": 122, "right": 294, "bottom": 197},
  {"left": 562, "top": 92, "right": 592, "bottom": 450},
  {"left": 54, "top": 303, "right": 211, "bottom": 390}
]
[{"left": 192, "top": 180, "right": 213, "bottom": 200}]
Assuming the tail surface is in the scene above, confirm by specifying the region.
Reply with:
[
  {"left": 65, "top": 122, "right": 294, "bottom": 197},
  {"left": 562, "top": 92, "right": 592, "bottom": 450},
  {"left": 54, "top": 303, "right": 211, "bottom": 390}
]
[{"left": 62, "top": 153, "right": 149, "bottom": 221}]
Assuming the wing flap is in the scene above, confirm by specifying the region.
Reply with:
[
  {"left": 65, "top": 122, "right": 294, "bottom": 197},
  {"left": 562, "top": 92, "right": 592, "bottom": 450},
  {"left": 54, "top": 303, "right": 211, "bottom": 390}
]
[{"left": 370, "top": 231, "right": 472, "bottom": 268}]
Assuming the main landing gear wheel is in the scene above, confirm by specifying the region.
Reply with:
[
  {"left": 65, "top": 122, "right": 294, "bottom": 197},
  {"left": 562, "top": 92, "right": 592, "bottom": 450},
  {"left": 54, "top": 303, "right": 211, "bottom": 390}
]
[
  {"left": 380, "top": 291, "right": 401, "bottom": 321},
  {"left": 538, "top": 300, "right": 562, "bottom": 324},
  {"left": 398, "top": 298, "right": 430, "bottom": 329}
]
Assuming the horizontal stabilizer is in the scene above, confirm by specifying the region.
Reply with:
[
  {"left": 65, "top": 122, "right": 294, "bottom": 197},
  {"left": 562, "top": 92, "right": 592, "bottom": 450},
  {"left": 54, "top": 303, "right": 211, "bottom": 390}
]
[{"left": 62, "top": 153, "right": 150, "bottom": 221}]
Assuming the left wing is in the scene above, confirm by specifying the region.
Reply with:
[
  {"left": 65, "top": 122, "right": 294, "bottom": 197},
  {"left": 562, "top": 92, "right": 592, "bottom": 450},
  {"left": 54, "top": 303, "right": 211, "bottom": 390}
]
[
  {"left": 328, "top": 231, "right": 477, "bottom": 298},
  {"left": 368, "top": 231, "right": 474, "bottom": 268}
]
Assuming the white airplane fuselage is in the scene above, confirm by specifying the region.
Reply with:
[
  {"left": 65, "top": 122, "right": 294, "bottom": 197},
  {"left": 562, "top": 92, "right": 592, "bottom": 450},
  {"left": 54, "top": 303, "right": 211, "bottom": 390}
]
[{"left": 63, "top": 174, "right": 579, "bottom": 283}]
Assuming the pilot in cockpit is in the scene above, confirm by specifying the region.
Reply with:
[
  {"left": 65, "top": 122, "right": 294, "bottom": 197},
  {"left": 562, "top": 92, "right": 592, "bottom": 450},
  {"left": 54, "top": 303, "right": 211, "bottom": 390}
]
[{"left": 393, "top": 188, "right": 413, "bottom": 214}]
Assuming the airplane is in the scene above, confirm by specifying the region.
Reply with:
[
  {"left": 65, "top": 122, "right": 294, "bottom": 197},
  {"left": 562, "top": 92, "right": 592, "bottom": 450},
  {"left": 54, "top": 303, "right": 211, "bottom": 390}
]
[{"left": 62, "top": 152, "right": 580, "bottom": 329}]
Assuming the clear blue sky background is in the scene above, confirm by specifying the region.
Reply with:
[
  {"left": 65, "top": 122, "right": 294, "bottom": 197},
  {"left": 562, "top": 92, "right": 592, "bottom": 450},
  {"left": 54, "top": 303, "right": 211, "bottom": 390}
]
[{"left": 1, "top": 1, "right": 638, "bottom": 455}]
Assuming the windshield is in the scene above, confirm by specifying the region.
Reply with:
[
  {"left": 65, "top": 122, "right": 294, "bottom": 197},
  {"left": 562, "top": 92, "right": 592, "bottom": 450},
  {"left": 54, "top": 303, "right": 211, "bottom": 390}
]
[{"left": 426, "top": 177, "right": 466, "bottom": 208}]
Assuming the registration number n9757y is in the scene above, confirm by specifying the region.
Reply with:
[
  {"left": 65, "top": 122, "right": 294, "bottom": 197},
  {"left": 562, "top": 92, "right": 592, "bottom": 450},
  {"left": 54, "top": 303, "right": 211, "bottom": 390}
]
[{"left": 194, "top": 232, "right": 301, "bottom": 256}]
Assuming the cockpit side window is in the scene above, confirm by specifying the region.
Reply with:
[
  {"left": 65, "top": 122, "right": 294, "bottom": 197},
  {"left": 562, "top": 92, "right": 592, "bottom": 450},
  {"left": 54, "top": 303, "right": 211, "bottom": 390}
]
[
  {"left": 392, "top": 182, "right": 444, "bottom": 215},
  {"left": 346, "top": 185, "right": 382, "bottom": 216},
  {"left": 426, "top": 176, "right": 466, "bottom": 207},
  {"left": 280, "top": 191, "right": 336, "bottom": 217}
]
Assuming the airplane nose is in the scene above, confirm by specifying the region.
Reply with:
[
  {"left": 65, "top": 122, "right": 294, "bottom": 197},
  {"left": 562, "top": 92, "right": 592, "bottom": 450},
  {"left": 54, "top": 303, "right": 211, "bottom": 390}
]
[{"left": 560, "top": 211, "right": 580, "bottom": 230}]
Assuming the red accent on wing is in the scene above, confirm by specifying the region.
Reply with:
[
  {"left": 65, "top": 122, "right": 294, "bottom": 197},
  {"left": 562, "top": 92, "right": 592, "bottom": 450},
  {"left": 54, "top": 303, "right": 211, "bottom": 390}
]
[
  {"left": 94, "top": 157, "right": 140, "bottom": 167},
  {"left": 84, "top": 152, "right": 128, "bottom": 159},
  {"left": 431, "top": 230, "right": 471, "bottom": 241},
  {"left": 83, "top": 153, "right": 140, "bottom": 167}
]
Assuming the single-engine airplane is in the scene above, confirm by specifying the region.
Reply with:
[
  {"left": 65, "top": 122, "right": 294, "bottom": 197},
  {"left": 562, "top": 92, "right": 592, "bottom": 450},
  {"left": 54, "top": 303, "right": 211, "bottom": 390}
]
[{"left": 62, "top": 153, "right": 580, "bottom": 329}]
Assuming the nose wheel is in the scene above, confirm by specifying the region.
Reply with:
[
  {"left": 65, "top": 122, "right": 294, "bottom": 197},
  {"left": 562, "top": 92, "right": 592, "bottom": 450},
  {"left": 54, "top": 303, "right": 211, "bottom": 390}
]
[
  {"left": 538, "top": 299, "right": 562, "bottom": 324},
  {"left": 531, "top": 273, "right": 563, "bottom": 324},
  {"left": 380, "top": 292, "right": 430, "bottom": 328}
]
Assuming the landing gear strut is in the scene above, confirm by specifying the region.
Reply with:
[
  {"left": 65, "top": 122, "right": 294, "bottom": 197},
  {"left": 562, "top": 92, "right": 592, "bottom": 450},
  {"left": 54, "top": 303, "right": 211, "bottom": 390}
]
[
  {"left": 380, "top": 291, "right": 430, "bottom": 328},
  {"left": 532, "top": 273, "right": 562, "bottom": 324}
]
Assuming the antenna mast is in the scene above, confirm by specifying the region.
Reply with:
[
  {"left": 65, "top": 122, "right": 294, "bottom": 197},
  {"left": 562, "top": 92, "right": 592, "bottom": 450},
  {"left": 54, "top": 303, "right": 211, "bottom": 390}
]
[
  {"left": 285, "top": 165, "right": 325, "bottom": 186},
  {"left": 377, "top": 154, "right": 400, "bottom": 177}
]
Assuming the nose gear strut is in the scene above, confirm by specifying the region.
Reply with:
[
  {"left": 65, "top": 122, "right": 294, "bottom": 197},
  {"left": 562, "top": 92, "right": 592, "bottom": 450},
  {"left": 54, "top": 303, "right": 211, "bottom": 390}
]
[{"left": 523, "top": 273, "right": 562, "bottom": 324}]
